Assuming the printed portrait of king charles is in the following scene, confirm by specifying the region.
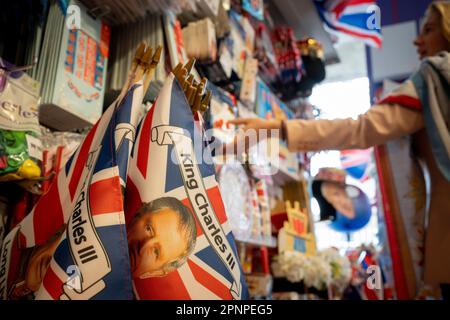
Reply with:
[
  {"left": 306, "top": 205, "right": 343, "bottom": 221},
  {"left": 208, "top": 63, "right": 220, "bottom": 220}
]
[{"left": 127, "top": 197, "right": 197, "bottom": 279}]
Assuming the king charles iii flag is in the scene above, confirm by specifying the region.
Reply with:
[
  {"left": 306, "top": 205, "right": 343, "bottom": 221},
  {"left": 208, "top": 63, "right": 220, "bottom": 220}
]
[
  {"left": 125, "top": 73, "right": 249, "bottom": 300},
  {"left": 0, "top": 81, "right": 144, "bottom": 300}
]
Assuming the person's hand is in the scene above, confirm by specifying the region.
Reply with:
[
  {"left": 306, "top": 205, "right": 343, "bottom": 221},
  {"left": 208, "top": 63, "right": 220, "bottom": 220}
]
[
  {"left": 227, "top": 118, "right": 282, "bottom": 134},
  {"left": 218, "top": 118, "right": 282, "bottom": 157}
]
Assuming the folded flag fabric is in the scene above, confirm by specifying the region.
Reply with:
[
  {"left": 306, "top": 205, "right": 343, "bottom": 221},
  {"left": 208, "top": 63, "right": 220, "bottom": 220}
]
[
  {"left": 314, "top": 0, "right": 382, "bottom": 48},
  {"left": 0, "top": 81, "right": 144, "bottom": 300},
  {"left": 125, "top": 73, "right": 249, "bottom": 300}
]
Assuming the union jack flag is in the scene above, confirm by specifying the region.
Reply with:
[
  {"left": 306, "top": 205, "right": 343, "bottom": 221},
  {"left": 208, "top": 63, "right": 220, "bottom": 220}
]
[
  {"left": 125, "top": 73, "right": 249, "bottom": 300},
  {"left": 314, "top": 0, "right": 383, "bottom": 48},
  {"left": 0, "top": 81, "right": 144, "bottom": 300},
  {"left": 340, "top": 149, "right": 372, "bottom": 180}
]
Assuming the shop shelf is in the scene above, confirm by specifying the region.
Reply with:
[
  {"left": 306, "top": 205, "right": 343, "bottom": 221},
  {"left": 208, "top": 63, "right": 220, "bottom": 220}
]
[{"left": 234, "top": 235, "right": 277, "bottom": 248}]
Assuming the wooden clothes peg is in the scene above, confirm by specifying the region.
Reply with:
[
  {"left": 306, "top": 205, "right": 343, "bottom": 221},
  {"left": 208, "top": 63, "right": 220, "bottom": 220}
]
[
  {"left": 142, "top": 45, "right": 162, "bottom": 94},
  {"left": 117, "top": 43, "right": 162, "bottom": 105},
  {"left": 171, "top": 59, "right": 212, "bottom": 114},
  {"left": 117, "top": 42, "right": 146, "bottom": 102},
  {"left": 134, "top": 45, "right": 153, "bottom": 83}
]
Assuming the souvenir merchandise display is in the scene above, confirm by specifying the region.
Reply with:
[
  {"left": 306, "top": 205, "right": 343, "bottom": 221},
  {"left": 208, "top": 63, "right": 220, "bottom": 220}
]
[
  {"left": 277, "top": 201, "right": 316, "bottom": 256},
  {"left": 254, "top": 23, "right": 279, "bottom": 85},
  {"left": 271, "top": 201, "right": 351, "bottom": 298},
  {"left": 36, "top": 0, "right": 111, "bottom": 130},
  {"left": 164, "top": 12, "right": 190, "bottom": 69},
  {"left": 255, "top": 179, "right": 272, "bottom": 239},
  {"left": 182, "top": 18, "right": 217, "bottom": 62},
  {"left": 269, "top": 187, "right": 290, "bottom": 234},
  {"left": 39, "top": 130, "right": 86, "bottom": 192},
  {"left": 78, "top": 0, "right": 197, "bottom": 25},
  {"left": 227, "top": 11, "right": 251, "bottom": 79},
  {"left": 272, "top": 27, "right": 303, "bottom": 86},
  {"left": 242, "top": 0, "right": 265, "bottom": 21},
  {"left": 0, "top": 0, "right": 405, "bottom": 302},
  {"left": 218, "top": 161, "right": 253, "bottom": 241},
  {"left": 195, "top": 42, "right": 234, "bottom": 87},
  {"left": 208, "top": 93, "right": 236, "bottom": 144},
  {"left": 0, "top": 59, "right": 41, "bottom": 182},
  {"left": 255, "top": 78, "right": 292, "bottom": 120},
  {"left": 239, "top": 58, "right": 259, "bottom": 108},
  {"left": 250, "top": 179, "right": 263, "bottom": 240}
]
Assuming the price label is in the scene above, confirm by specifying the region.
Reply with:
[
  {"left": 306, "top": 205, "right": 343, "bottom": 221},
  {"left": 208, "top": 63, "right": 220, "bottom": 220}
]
[{"left": 26, "top": 134, "right": 43, "bottom": 161}]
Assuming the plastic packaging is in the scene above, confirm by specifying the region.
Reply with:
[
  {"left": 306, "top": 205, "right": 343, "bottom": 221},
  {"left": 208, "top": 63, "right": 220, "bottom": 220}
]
[
  {"left": 0, "top": 58, "right": 42, "bottom": 182},
  {"left": 218, "top": 161, "right": 253, "bottom": 240}
]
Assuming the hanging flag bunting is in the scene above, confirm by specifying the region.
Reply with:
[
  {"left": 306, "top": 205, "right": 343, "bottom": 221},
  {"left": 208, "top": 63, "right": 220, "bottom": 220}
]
[
  {"left": 314, "top": 0, "right": 383, "bottom": 48},
  {"left": 125, "top": 73, "right": 249, "bottom": 300}
]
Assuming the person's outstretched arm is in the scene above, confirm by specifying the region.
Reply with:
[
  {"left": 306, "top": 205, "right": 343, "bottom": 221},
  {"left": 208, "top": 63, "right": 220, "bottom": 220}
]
[{"left": 229, "top": 104, "right": 424, "bottom": 152}]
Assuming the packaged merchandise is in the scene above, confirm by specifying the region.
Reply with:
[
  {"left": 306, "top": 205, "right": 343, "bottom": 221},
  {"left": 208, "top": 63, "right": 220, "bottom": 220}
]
[
  {"left": 255, "top": 23, "right": 279, "bottom": 84},
  {"left": 228, "top": 12, "right": 248, "bottom": 79},
  {"left": 272, "top": 27, "right": 303, "bottom": 85},
  {"left": 255, "top": 179, "right": 272, "bottom": 238},
  {"left": 182, "top": 17, "right": 217, "bottom": 61},
  {"left": 250, "top": 180, "right": 263, "bottom": 240},
  {"left": 196, "top": 0, "right": 221, "bottom": 17},
  {"left": 218, "top": 161, "right": 254, "bottom": 241},
  {"left": 36, "top": 0, "right": 110, "bottom": 130},
  {"left": 239, "top": 58, "right": 258, "bottom": 108},
  {"left": 164, "top": 12, "right": 189, "bottom": 68},
  {"left": 0, "top": 58, "right": 41, "bottom": 182},
  {"left": 242, "top": 0, "right": 265, "bottom": 21},
  {"left": 209, "top": 96, "right": 236, "bottom": 144}
]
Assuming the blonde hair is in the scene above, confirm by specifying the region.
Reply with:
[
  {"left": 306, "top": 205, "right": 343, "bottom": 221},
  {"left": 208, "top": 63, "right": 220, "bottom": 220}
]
[{"left": 428, "top": 1, "right": 450, "bottom": 43}]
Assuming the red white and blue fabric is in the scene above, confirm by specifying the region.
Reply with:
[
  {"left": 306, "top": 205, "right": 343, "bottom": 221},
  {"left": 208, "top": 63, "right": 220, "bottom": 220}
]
[
  {"left": 314, "top": 0, "right": 383, "bottom": 48},
  {"left": 1, "top": 81, "right": 144, "bottom": 300},
  {"left": 378, "top": 79, "right": 422, "bottom": 111},
  {"left": 125, "top": 73, "right": 249, "bottom": 300},
  {"left": 340, "top": 149, "right": 372, "bottom": 180},
  {"left": 379, "top": 53, "right": 450, "bottom": 181}
]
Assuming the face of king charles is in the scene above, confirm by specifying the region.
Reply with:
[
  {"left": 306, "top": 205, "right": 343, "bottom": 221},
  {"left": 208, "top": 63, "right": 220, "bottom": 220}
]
[
  {"left": 127, "top": 198, "right": 197, "bottom": 279},
  {"left": 12, "top": 224, "right": 66, "bottom": 297},
  {"left": 321, "top": 182, "right": 355, "bottom": 219}
]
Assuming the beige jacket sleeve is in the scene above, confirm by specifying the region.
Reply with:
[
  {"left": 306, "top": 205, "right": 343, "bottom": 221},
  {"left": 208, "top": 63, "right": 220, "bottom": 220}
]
[{"left": 285, "top": 104, "right": 425, "bottom": 152}]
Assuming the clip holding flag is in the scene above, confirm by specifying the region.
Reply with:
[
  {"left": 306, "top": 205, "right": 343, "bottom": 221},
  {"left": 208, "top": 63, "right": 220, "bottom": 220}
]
[{"left": 171, "top": 59, "right": 212, "bottom": 114}]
